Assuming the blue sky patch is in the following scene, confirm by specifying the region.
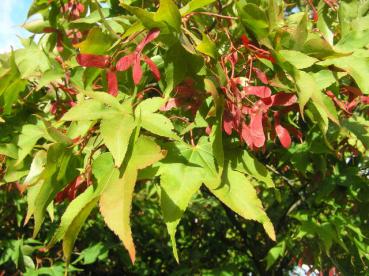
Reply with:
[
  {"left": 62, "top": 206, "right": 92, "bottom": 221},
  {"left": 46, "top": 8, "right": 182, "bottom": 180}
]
[{"left": 0, "top": 0, "right": 33, "bottom": 53}]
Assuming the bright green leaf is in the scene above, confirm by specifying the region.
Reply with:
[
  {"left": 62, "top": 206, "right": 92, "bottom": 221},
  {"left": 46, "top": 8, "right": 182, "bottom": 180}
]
[
  {"left": 61, "top": 99, "right": 121, "bottom": 121},
  {"left": 14, "top": 45, "right": 50, "bottom": 79},
  {"left": 228, "top": 150, "right": 274, "bottom": 188},
  {"left": 294, "top": 70, "right": 315, "bottom": 115},
  {"left": 279, "top": 50, "right": 318, "bottom": 69},
  {"left": 135, "top": 98, "right": 178, "bottom": 139},
  {"left": 318, "top": 54, "right": 369, "bottom": 94},
  {"left": 265, "top": 241, "right": 286, "bottom": 270},
  {"left": 100, "top": 115, "right": 136, "bottom": 167},
  {"left": 16, "top": 124, "right": 45, "bottom": 165},
  {"left": 180, "top": 0, "right": 216, "bottom": 16},
  {"left": 155, "top": 0, "right": 181, "bottom": 31},
  {"left": 75, "top": 27, "right": 113, "bottom": 55},
  {"left": 196, "top": 33, "right": 217, "bottom": 58},
  {"left": 205, "top": 166, "right": 276, "bottom": 241},
  {"left": 160, "top": 163, "right": 203, "bottom": 261}
]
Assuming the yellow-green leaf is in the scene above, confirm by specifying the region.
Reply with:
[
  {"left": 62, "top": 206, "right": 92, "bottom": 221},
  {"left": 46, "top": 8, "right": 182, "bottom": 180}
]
[
  {"left": 294, "top": 70, "right": 315, "bottom": 115},
  {"left": 62, "top": 99, "right": 121, "bottom": 121},
  {"left": 279, "top": 50, "right": 318, "bottom": 69},
  {"left": 196, "top": 33, "right": 217, "bottom": 58},
  {"left": 32, "top": 144, "right": 78, "bottom": 237},
  {"left": 204, "top": 166, "right": 276, "bottom": 241},
  {"left": 180, "top": 0, "right": 216, "bottom": 16},
  {"left": 101, "top": 115, "right": 135, "bottom": 167},
  {"left": 47, "top": 153, "right": 119, "bottom": 262},
  {"left": 135, "top": 98, "right": 179, "bottom": 139},
  {"left": 74, "top": 27, "right": 113, "bottom": 55},
  {"left": 155, "top": 0, "right": 181, "bottom": 31},
  {"left": 160, "top": 163, "right": 203, "bottom": 261},
  {"left": 62, "top": 197, "right": 99, "bottom": 263},
  {"left": 99, "top": 136, "right": 166, "bottom": 263}
]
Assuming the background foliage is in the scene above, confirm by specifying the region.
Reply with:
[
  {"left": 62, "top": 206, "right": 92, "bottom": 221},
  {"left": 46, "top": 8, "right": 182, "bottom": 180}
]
[{"left": 1, "top": 0, "right": 369, "bottom": 275}]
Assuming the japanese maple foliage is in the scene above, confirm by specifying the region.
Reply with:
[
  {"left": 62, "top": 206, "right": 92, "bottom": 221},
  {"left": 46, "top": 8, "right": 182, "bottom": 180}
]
[
  {"left": 1, "top": 0, "right": 369, "bottom": 275},
  {"left": 116, "top": 28, "right": 161, "bottom": 84},
  {"left": 76, "top": 29, "right": 161, "bottom": 95}
]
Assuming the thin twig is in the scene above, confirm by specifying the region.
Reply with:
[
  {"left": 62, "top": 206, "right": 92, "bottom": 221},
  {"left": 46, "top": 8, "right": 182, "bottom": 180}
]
[
  {"left": 93, "top": 0, "right": 120, "bottom": 39},
  {"left": 186, "top": 11, "right": 238, "bottom": 20},
  {"left": 205, "top": 0, "right": 222, "bottom": 34}
]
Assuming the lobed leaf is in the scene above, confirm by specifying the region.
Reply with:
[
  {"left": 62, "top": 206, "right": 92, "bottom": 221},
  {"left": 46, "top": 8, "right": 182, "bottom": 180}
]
[
  {"left": 100, "top": 115, "right": 136, "bottom": 167},
  {"left": 100, "top": 136, "right": 166, "bottom": 263}
]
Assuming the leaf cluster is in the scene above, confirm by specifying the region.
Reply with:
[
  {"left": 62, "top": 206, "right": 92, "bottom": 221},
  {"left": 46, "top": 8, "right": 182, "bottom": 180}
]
[{"left": 1, "top": 0, "right": 369, "bottom": 274}]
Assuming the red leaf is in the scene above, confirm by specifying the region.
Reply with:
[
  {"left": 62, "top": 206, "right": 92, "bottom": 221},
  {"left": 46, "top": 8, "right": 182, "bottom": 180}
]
[
  {"left": 230, "top": 51, "right": 238, "bottom": 65},
  {"left": 326, "top": 90, "right": 349, "bottom": 113},
  {"left": 307, "top": 0, "right": 319, "bottom": 22},
  {"left": 361, "top": 96, "right": 369, "bottom": 105},
  {"left": 229, "top": 102, "right": 243, "bottom": 128},
  {"left": 255, "top": 52, "right": 276, "bottom": 63},
  {"left": 223, "top": 111, "right": 234, "bottom": 135},
  {"left": 62, "top": 3, "right": 69, "bottom": 13},
  {"left": 50, "top": 102, "right": 58, "bottom": 115},
  {"left": 163, "top": 80, "right": 203, "bottom": 114},
  {"left": 68, "top": 29, "right": 84, "bottom": 45},
  {"left": 55, "top": 176, "right": 87, "bottom": 203},
  {"left": 241, "top": 105, "right": 252, "bottom": 115},
  {"left": 76, "top": 3, "right": 85, "bottom": 13},
  {"left": 329, "top": 267, "right": 336, "bottom": 276},
  {"left": 244, "top": 86, "right": 271, "bottom": 98},
  {"left": 76, "top": 54, "right": 110, "bottom": 68},
  {"left": 298, "top": 258, "right": 304, "bottom": 268},
  {"left": 144, "top": 28, "right": 161, "bottom": 43},
  {"left": 116, "top": 54, "right": 135, "bottom": 71},
  {"left": 241, "top": 123, "right": 254, "bottom": 148},
  {"left": 249, "top": 112, "right": 265, "bottom": 148},
  {"left": 136, "top": 28, "right": 160, "bottom": 53},
  {"left": 43, "top": 28, "right": 64, "bottom": 52},
  {"left": 274, "top": 112, "right": 292, "bottom": 148},
  {"left": 54, "top": 191, "right": 66, "bottom": 203},
  {"left": 160, "top": 98, "right": 179, "bottom": 111},
  {"left": 275, "top": 124, "right": 291, "bottom": 148},
  {"left": 143, "top": 56, "right": 161, "bottom": 81},
  {"left": 342, "top": 86, "right": 362, "bottom": 102},
  {"left": 324, "top": 0, "right": 338, "bottom": 9},
  {"left": 107, "top": 70, "right": 118, "bottom": 97},
  {"left": 270, "top": 93, "right": 297, "bottom": 106},
  {"left": 347, "top": 98, "right": 360, "bottom": 112},
  {"left": 259, "top": 97, "right": 273, "bottom": 109},
  {"left": 175, "top": 80, "right": 196, "bottom": 97},
  {"left": 58, "top": 84, "right": 77, "bottom": 95},
  {"left": 241, "top": 34, "right": 250, "bottom": 47},
  {"left": 253, "top": 67, "right": 268, "bottom": 84},
  {"left": 132, "top": 56, "right": 143, "bottom": 85},
  {"left": 285, "top": 125, "right": 303, "bottom": 142}
]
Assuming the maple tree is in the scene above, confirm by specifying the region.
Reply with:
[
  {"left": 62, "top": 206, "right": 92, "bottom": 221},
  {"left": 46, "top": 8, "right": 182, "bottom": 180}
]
[{"left": 1, "top": 0, "right": 369, "bottom": 274}]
